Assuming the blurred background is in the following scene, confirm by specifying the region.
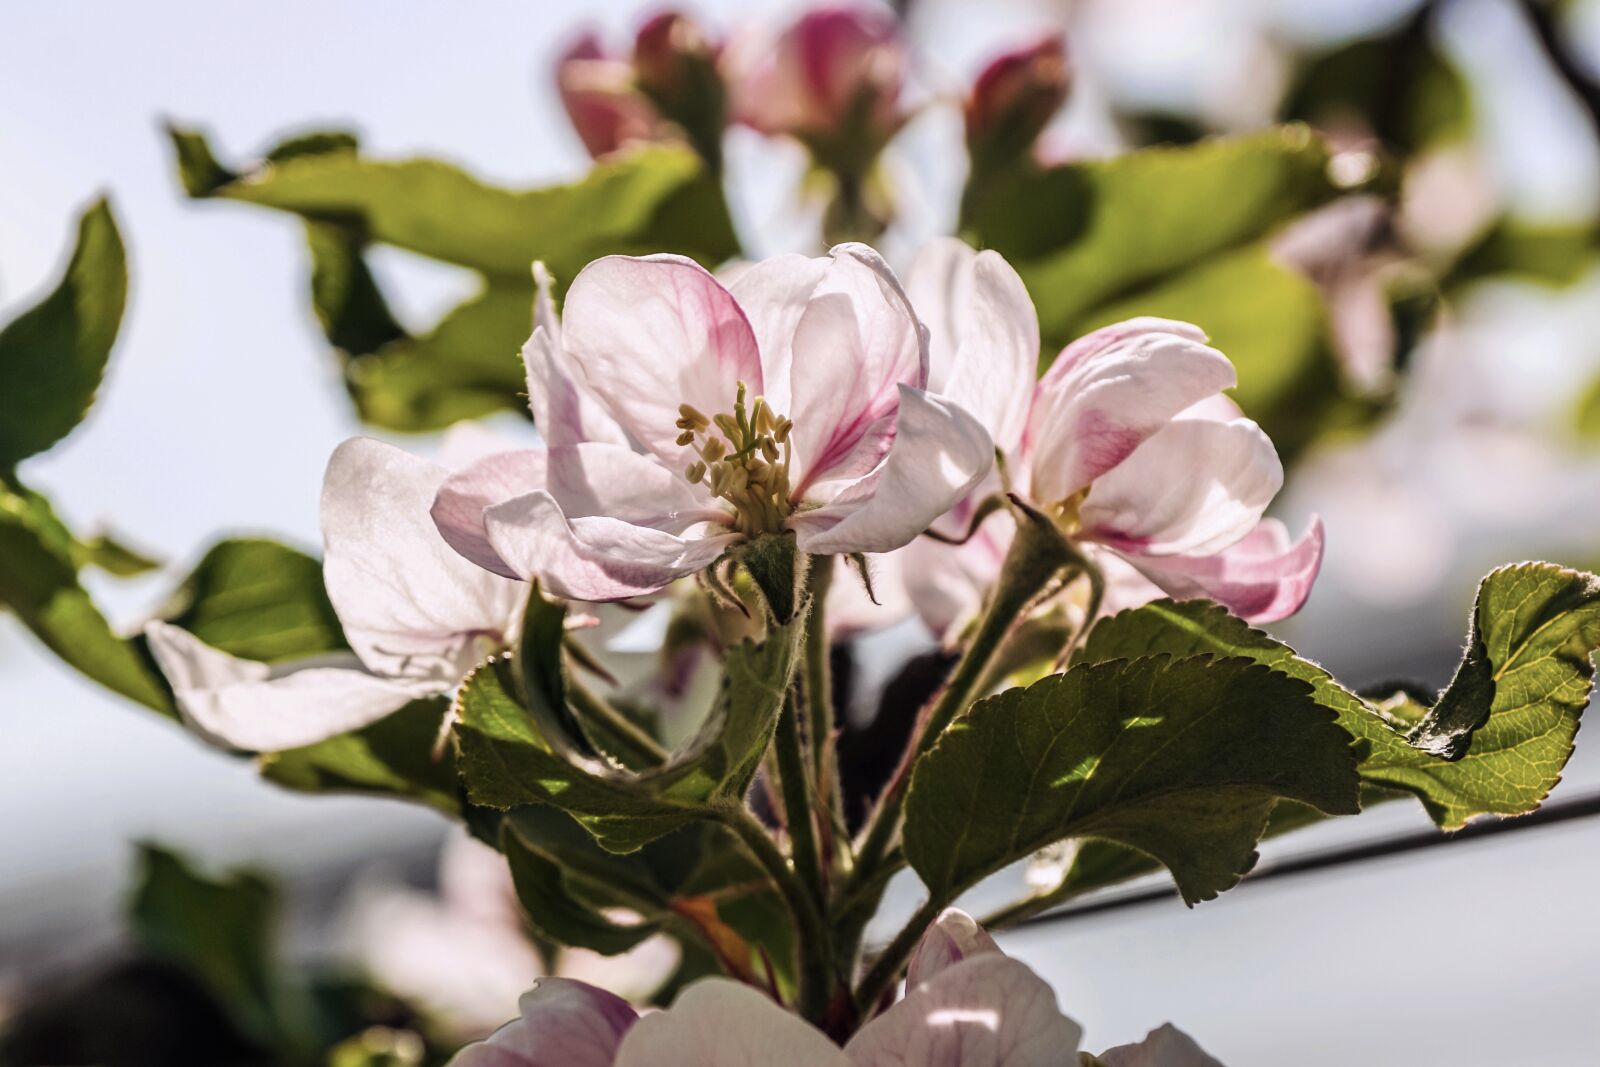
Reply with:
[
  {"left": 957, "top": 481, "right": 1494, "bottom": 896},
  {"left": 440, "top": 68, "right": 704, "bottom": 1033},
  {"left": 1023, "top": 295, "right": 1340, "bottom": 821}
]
[{"left": 4, "top": 0, "right": 1600, "bottom": 1063}]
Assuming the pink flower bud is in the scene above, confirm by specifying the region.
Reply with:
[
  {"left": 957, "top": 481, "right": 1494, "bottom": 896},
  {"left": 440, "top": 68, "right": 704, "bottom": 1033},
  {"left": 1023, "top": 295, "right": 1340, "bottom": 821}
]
[
  {"left": 633, "top": 11, "right": 717, "bottom": 102},
  {"left": 730, "top": 4, "right": 907, "bottom": 154},
  {"left": 555, "top": 30, "right": 673, "bottom": 160},
  {"left": 965, "top": 34, "right": 1070, "bottom": 168}
]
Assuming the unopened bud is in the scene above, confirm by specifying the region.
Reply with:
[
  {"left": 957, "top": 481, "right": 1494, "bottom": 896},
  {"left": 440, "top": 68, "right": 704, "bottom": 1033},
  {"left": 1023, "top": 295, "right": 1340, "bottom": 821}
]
[{"left": 965, "top": 34, "right": 1070, "bottom": 171}]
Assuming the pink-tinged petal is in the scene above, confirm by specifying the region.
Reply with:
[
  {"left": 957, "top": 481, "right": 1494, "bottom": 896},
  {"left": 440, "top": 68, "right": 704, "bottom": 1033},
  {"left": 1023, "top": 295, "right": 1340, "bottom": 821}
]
[
  {"left": 790, "top": 386, "right": 994, "bottom": 556},
  {"left": 729, "top": 5, "right": 905, "bottom": 139},
  {"left": 452, "top": 977, "right": 639, "bottom": 1067},
  {"left": 932, "top": 247, "right": 1038, "bottom": 455},
  {"left": 525, "top": 262, "right": 630, "bottom": 450},
  {"left": 322, "top": 438, "right": 523, "bottom": 683},
  {"left": 905, "top": 908, "right": 1004, "bottom": 990},
  {"left": 788, "top": 245, "right": 929, "bottom": 492},
  {"left": 1117, "top": 516, "right": 1324, "bottom": 624},
  {"left": 613, "top": 979, "right": 851, "bottom": 1067},
  {"left": 1098, "top": 1024, "right": 1226, "bottom": 1067},
  {"left": 485, "top": 492, "right": 737, "bottom": 602},
  {"left": 1077, "top": 416, "right": 1282, "bottom": 559},
  {"left": 845, "top": 954, "right": 1083, "bottom": 1066},
  {"left": 556, "top": 33, "right": 668, "bottom": 159},
  {"left": 901, "top": 510, "right": 1013, "bottom": 641},
  {"left": 143, "top": 622, "right": 431, "bottom": 752},
  {"left": 433, "top": 450, "right": 549, "bottom": 579},
  {"left": 727, "top": 253, "right": 829, "bottom": 417},
  {"left": 562, "top": 255, "right": 762, "bottom": 468},
  {"left": 546, "top": 443, "right": 720, "bottom": 532},
  {"left": 1027, "top": 319, "right": 1233, "bottom": 504}
]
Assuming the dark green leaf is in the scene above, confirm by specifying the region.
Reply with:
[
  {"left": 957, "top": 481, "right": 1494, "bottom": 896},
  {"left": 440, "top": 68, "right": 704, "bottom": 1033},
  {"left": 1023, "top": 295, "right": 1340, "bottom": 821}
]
[
  {"left": 0, "top": 481, "right": 171, "bottom": 713},
  {"left": 260, "top": 697, "right": 457, "bottom": 814},
  {"left": 963, "top": 128, "right": 1340, "bottom": 346},
  {"left": 1082, "top": 570, "right": 1600, "bottom": 829},
  {"left": 156, "top": 538, "right": 346, "bottom": 663},
  {"left": 0, "top": 199, "right": 126, "bottom": 470},
  {"left": 129, "top": 845, "right": 283, "bottom": 1046},
  {"left": 904, "top": 655, "right": 1361, "bottom": 905}
]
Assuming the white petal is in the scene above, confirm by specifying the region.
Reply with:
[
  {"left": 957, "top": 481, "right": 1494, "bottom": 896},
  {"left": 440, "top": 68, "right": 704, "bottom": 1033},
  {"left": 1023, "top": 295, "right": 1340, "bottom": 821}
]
[
  {"left": 546, "top": 442, "right": 719, "bottom": 532},
  {"left": 613, "top": 979, "right": 851, "bottom": 1067},
  {"left": 524, "top": 262, "right": 630, "bottom": 449},
  {"left": 1027, "top": 319, "right": 1235, "bottom": 506},
  {"left": 729, "top": 252, "right": 829, "bottom": 417},
  {"left": 906, "top": 239, "right": 1037, "bottom": 454},
  {"left": 1118, "top": 516, "right": 1324, "bottom": 624},
  {"left": 433, "top": 449, "right": 549, "bottom": 579},
  {"left": 485, "top": 492, "right": 737, "bottom": 602},
  {"left": 845, "top": 955, "right": 1083, "bottom": 1066},
  {"left": 904, "top": 908, "right": 1004, "bottom": 990},
  {"left": 322, "top": 439, "right": 523, "bottom": 682},
  {"left": 1098, "top": 1024, "right": 1226, "bottom": 1067},
  {"left": 1077, "top": 416, "right": 1282, "bottom": 558},
  {"left": 468, "top": 978, "right": 639, "bottom": 1067},
  {"left": 825, "top": 551, "right": 913, "bottom": 636},
  {"left": 790, "top": 386, "right": 993, "bottom": 556},
  {"left": 787, "top": 245, "right": 928, "bottom": 492},
  {"left": 901, "top": 509, "right": 1013, "bottom": 641},
  {"left": 144, "top": 622, "right": 430, "bottom": 752},
  {"left": 562, "top": 254, "right": 762, "bottom": 467}
]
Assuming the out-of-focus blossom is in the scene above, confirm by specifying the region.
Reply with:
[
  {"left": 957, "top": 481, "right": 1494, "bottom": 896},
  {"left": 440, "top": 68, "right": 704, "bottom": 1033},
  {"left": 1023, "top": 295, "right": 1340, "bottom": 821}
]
[
  {"left": 451, "top": 908, "right": 1222, "bottom": 1065},
  {"left": 727, "top": 5, "right": 908, "bottom": 170},
  {"left": 146, "top": 431, "right": 524, "bottom": 752},
  {"left": 1272, "top": 195, "right": 1403, "bottom": 394},
  {"left": 432, "top": 244, "right": 993, "bottom": 603},
  {"left": 1100, "top": 1024, "right": 1227, "bottom": 1067},
  {"left": 965, "top": 34, "right": 1071, "bottom": 172},
  {"left": 900, "top": 238, "right": 1322, "bottom": 638},
  {"left": 557, "top": 31, "right": 676, "bottom": 160},
  {"left": 347, "top": 832, "right": 677, "bottom": 1039}
]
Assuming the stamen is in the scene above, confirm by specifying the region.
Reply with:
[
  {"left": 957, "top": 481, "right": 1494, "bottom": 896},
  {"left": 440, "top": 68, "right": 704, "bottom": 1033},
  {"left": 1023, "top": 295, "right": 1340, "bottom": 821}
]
[{"left": 677, "top": 381, "right": 797, "bottom": 538}]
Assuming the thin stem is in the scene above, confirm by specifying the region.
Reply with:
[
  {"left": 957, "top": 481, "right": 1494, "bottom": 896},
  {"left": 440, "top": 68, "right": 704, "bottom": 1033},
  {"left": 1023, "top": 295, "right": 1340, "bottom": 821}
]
[
  {"left": 568, "top": 678, "right": 669, "bottom": 768},
  {"left": 774, "top": 691, "right": 828, "bottom": 915},
  {"left": 847, "top": 510, "right": 1074, "bottom": 900},
  {"left": 802, "top": 554, "right": 836, "bottom": 790},
  {"left": 717, "top": 805, "right": 833, "bottom": 1021},
  {"left": 854, "top": 896, "right": 942, "bottom": 1015}
]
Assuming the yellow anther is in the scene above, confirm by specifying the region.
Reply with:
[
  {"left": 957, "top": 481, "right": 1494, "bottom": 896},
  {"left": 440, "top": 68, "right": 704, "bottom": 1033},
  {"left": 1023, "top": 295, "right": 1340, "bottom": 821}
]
[
  {"left": 686, "top": 460, "right": 707, "bottom": 484},
  {"left": 760, "top": 439, "right": 780, "bottom": 463},
  {"left": 773, "top": 418, "right": 793, "bottom": 444},
  {"left": 677, "top": 386, "right": 797, "bottom": 537},
  {"left": 701, "top": 437, "right": 727, "bottom": 463},
  {"left": 676, "top": 429, "right": 696, "bottom": 446},
  {"left": 678, "top": 403, "right": 709, "bottom": 430}
]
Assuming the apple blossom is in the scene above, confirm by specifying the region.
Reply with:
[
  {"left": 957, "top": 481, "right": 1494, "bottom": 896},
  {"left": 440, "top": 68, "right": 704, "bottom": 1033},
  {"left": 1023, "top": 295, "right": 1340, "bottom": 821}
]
[
  {"left": 557, "top": 30, "right": 677, "bottom": 160},
  {"left": 431, "top": 243, "right": 994, "bottom": 605},
  {"left": 145, "top": 434, "right": 523, "bottom": 752},
  {"left": 899, "top": 237, "right": 1323, "bottom": 636},
  {"left": 449, "top": 908, "right": 1223, "bottom": 1066}
]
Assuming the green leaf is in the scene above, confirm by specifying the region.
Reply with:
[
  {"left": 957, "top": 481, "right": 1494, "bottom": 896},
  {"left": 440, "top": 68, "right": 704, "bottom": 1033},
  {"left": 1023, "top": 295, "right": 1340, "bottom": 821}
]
[
  {"left": 1448, "top": 218, "right": 1599, "bottom": 290},
  {"left": 73, "top": 531, "right": 161, "bottom": 576},
  {"left": 129, "top": 844, "right": 283, "bottom": 1046},
  {"left": 1082, "top": 570, "right": 1600, "bottom": 829},
  {"left": 260, "top": 697, "right": 458, "bottom": 814},
  {"left": 0, "top": 199, "right": 127, "bottom": 470},
  {"left": 156, "top": 538, "right": 346, "bottom": 663},
  {"left": 904, "top": 655, "right": 1361, "bottom": 905},
  {"left": 0, "top": 481, "right": 171, "bottom": 713},
  {"left": 456, "top": 610, "right": 801, "bottom": 852},
  {"left": 1575, "top": 373, "right": 1600, "bottom": 441},
  {"left": 963, "top": 128, "right": 1340, "bottom": 346}
]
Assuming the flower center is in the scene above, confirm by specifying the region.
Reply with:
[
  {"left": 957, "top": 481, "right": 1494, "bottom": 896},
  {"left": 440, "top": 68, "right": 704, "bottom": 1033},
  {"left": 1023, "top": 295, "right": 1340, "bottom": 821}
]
[
  {"left": 1048, "top": 488, "right": 1088, "bottom": 538},
  {"left": 676, "top": 381, "right": 795, "bottom": 538}
]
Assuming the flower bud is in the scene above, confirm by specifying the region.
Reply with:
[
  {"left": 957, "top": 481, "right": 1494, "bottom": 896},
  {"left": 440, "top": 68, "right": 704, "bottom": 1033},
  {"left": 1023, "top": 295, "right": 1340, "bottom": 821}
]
[
  {"left": 556, "top": 31, "right": 674, "bottom": 159},
  {"left": 965, "top": 34, "right": 1070, "bottom": 172},
  {"left": 633, "top": 11, "right": 728, "bottom": 169},
  {"left": 729, "top": 4, "right": 907, "bottom": 171}
]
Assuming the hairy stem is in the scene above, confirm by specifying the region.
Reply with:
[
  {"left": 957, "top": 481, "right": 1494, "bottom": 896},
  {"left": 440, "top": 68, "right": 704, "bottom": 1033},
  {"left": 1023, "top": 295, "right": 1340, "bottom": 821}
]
[
  {"left": 567, "top": 678, "right": 669, "bottom": 768},
  {"left": 854, "top": 896, "right": 943, "bottom": 1015},
  {"left": 775, "top": 691, "right": 829, "bottom": 918}
]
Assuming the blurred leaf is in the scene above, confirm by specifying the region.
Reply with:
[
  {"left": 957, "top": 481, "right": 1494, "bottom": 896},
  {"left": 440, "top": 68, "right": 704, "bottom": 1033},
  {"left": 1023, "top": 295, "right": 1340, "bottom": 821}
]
[
  {"left": 0, "top": 198, "right": 126, "bottom": 471},
  {"left": 129, "top": 845, "right": 284, "bottom": 1049},
  {"left": 903, "top": 656, "right": 1361, "bottom": 906},
  {"left": 260, "top": 697, "right": 457, "bottom": 814},
  {"left": 167, "top": 125, "right": 738, "bottom": 432},
  {"left": 1082, "top": 570, "right": 1600, "bottom": 829},
  {"left": 1576, "top": 373, "right": 1600, "bottom": 440},
  {"left": 962, "top": 128, "right": 1340, "bottom": 346},
  {"left": 0, "top": 479, "right": 172, "bottom": 713},
  {"left": 1448, "top": 218, "right": 1599, "bottom": 290},
  {"left": 75, "top": 531, "right": 162, "bottom": 576},
  {"left": 156, "top": 538, "right": 346, "bottom": 663}
]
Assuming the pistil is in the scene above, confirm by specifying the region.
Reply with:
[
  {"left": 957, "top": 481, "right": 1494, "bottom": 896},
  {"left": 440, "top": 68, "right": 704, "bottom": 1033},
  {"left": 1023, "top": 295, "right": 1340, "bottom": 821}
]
[{"left": 677, "top": 382, "right": 796, "bottom": 537}]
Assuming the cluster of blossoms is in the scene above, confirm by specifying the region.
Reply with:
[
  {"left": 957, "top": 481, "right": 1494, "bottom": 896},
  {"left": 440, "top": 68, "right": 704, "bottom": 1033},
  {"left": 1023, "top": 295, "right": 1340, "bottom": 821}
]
[
  {"left": 451, "top": 909, "right": 1221, "bottom": 1066},
  {"left": 145, "top": 231, "right": 1313, "bottom": 1064}
]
